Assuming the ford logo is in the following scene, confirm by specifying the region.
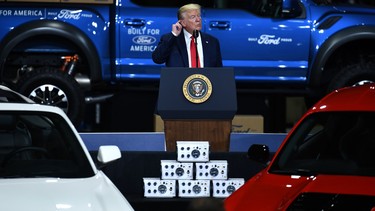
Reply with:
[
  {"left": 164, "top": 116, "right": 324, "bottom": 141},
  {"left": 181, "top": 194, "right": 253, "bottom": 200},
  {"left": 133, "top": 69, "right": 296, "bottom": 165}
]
[{"left": 132, "top": 35, "right": 156, "bottom": 45}]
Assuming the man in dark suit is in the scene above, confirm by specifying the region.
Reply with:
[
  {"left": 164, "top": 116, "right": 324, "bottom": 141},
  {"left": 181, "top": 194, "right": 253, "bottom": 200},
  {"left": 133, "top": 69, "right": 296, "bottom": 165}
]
[{"left": 152, "top": 3, "right": 223, "bottom": 68}]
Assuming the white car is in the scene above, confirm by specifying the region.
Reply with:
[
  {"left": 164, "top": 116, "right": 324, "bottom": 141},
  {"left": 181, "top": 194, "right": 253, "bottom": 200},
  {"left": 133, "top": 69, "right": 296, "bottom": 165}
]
[{"left": 0, "top": 85, "right": 134, "bottom": 210}]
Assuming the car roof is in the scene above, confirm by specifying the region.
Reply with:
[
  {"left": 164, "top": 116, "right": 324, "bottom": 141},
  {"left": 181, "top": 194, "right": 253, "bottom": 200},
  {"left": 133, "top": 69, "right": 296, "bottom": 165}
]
[
  {"left": 0, "top": 101, "right": 63, "bottom": 112},
  {"left": 0, "top": 85, "right": 35, "bottom": 103},
  {"left": 0, "top": 85, "right": 74, "bottom": 128},
  {"left": 311, "top": 83, "right": 375, "bottom": 112}
]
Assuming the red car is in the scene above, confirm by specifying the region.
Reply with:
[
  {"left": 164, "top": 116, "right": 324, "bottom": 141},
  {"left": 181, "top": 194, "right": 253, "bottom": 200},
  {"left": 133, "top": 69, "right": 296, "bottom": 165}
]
[{"left": 225, "top": 84, "right": 375, "bottom": 211}]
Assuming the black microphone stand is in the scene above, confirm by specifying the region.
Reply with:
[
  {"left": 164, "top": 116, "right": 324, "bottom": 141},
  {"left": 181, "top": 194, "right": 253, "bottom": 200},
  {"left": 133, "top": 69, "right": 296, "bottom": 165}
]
[{"left": 194, "top": 30, "right": 199, "bottom": 68}]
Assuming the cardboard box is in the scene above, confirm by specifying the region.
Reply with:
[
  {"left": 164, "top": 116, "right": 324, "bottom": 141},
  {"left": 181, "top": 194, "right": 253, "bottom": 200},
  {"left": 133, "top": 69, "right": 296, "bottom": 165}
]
[
  {"left": 5, "top": 0, "right": 113, "bottom": 3},
  {"left": 61, "top": 0, "right": 113, "bottom": 4},
  {"left": 231, "top": 115, "right": 263, "bottom": 133},
  {"left": 154, "top": 114, "right": 263, "bottom": 133},
  {"left": 154, "top": 115, "right": 164, "bottom": 132},
  {"left": 7, "top": 0, "right": 60, "bottom": 2}
]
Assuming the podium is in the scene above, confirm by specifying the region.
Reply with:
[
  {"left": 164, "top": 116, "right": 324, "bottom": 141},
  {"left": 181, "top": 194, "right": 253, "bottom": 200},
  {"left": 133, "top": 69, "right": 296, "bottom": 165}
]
[{"left": 157, "top": 67, "right": 237, "bottom": 152}]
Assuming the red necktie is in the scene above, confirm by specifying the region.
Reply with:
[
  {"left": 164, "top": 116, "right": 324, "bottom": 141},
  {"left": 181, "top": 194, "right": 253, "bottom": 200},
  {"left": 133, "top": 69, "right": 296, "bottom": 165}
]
[{"left": 190, "top": 36, "right": 200, "bottom": 68}]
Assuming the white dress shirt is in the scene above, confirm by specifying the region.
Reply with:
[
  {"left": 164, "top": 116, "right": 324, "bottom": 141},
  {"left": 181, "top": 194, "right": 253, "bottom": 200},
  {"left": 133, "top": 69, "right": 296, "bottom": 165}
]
[{"left": 183, "top": 29, "right": 204, "bottom": 68}]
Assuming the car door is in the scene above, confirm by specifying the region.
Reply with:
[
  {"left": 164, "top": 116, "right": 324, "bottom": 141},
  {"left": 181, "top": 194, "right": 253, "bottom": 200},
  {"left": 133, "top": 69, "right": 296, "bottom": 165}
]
[
  {"left": 117, "top": 0, "right": 310, "bottom": 85},
  {"left": 203, "top": 0, "right": 310, "bottom": 84}
]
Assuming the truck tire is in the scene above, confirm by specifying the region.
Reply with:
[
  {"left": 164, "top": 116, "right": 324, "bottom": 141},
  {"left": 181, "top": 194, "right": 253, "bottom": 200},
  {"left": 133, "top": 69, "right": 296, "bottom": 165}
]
[
  {"left": 327, "top": 62, "right": 375, "bottom": 93},
  {"left": 17, "top": 67, "right": 85, "bottom": 126}
]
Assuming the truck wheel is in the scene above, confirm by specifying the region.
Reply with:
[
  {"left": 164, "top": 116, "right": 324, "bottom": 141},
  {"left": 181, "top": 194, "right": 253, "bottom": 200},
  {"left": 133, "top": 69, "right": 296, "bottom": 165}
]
[
  {"left": 327, "top": 63, "right": 375, "bottom": 93},
  {"left": 17, "top": 67, "right": 85, "bottom": 126}
]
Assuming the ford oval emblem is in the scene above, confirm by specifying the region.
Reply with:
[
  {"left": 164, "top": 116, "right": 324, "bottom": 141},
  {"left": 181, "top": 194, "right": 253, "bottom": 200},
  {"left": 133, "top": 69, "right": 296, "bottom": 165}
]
[{"left": 132, "top": 35, "right": 156, "bottom": 45}]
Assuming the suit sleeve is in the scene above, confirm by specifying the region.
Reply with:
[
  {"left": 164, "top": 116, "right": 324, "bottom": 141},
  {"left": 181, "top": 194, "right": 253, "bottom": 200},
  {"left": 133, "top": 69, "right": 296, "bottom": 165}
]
[
  {"left": 215, "top": 38, "right": 223, "bottom": 67},
  {"left": 152, "top": 32, "right": 177, "bottom": 64},
  {"left": 210, "top": 36, "right": 223, "bottom": 67}
]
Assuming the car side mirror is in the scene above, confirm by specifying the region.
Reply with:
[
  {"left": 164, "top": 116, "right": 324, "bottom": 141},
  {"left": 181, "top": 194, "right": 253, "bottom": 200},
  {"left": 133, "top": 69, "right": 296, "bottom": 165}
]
[
  {"left": 97, "top": 145, "right": 121, "bottom": 164},
  {"left": 247, "top": 144, "right": 270, "bottom": 164},
  {"left": 281, "top": 0, "right": 303, "bottom": 18}
]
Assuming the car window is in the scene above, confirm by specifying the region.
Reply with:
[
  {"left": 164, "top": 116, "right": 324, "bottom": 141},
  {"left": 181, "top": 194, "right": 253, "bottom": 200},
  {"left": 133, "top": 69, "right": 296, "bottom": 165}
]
[
  {"left": 313, "top": 0, "right": 375, "bottom": 7},
  {"left": 0, "top": 112, "right": 94, "bottom": 178},
  {"left": 129, "top": 0, "right": 285, "bottom": 18},
  {"left": 130, "top": 0, "right": 217, "bottom": 8},
  {"left": 271, "top": 112, "right": 375, "bottom": 176}
]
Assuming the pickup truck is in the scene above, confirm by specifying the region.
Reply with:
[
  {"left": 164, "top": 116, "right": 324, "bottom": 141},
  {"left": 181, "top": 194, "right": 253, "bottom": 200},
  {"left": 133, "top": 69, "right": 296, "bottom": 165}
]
[{"left": 0, "top": 0, "right": 375, "bottom": 126}]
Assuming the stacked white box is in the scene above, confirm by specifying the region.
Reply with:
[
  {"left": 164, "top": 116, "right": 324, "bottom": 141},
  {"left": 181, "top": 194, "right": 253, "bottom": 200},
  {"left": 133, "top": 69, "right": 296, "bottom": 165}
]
[
  {"left": 195, "top": 160, "right": 228, "bottom": 180},
  {"left": 143, "top": 141, "right": 244, "bottom": 198},
  {"left": 176, "top": 141, "right": 209, "bottom": 162},
  {"left": 178, "top": 179, "right": 210, "bottom": 197},
  {"left": 212, "top": 178, "right": 245, "bottom": 198},
  {"left": 161, "top": 160, "right": 193, "bottom": 180},
  {"left": 143, "top": 178, "right": 176, "bottom": 198}
]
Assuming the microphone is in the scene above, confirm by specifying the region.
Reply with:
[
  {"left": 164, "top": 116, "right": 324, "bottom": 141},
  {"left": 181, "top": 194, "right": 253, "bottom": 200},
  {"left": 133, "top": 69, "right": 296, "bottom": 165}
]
[
  {"left": 193, "top": 30, "right": 199, "bottom": 68},
  {"left": 193, "top": 30, "right": 199, "bottom": 38}
]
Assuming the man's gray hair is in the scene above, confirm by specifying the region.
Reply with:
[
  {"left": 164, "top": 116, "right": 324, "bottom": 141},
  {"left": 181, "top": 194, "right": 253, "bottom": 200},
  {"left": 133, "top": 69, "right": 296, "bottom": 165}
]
[{"left": 177, "top": 4, "right": 201, "bottom": 20}]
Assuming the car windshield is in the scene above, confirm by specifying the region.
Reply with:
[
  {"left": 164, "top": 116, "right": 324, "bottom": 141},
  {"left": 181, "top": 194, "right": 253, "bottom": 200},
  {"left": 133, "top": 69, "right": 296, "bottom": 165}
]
[
  {"left": 312, "top": 0, "right": 375, "bottom": 7},
  {"left": 0, "top": 112, "right": 94, "bottom": 178},
  {"left": 270, "top": 112, "right": 375, "bottom": 177}
]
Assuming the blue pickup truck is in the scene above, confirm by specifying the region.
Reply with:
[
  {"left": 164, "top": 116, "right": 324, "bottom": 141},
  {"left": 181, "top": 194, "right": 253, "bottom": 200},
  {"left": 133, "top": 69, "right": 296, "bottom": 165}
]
[{"left": 0, "top": 0, "right": 374, "bottom": 125}]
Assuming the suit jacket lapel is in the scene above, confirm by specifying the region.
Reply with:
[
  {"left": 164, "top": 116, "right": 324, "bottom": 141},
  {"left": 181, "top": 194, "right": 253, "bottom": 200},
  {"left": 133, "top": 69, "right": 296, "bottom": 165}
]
[
  {"left": 177, "top": 34, "right": 189, "bottom": 67},
  {"left": 201, "top": 33, "right": 209, "bottom": 67}
]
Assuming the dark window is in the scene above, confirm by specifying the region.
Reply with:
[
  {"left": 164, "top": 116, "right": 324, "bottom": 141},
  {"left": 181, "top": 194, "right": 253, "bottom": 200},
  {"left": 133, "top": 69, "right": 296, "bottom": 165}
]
[
  {"left": 0, "top": 112, "right": 94, "bottom": 178},
  {"left": 271, "top": 112, "right": 375, "bottom": 176},
  {"left": 129, "top": 0, "right": 213, "bottom": 8},
  {"left": 130, "top": 0, "right": 286, "bottom": 18}
]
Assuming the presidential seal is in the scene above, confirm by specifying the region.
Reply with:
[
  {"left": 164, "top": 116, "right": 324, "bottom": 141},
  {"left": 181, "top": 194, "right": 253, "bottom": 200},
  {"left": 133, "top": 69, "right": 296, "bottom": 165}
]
[{"left": 182, "top": 74, "right": 212, "bottom": 103}]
